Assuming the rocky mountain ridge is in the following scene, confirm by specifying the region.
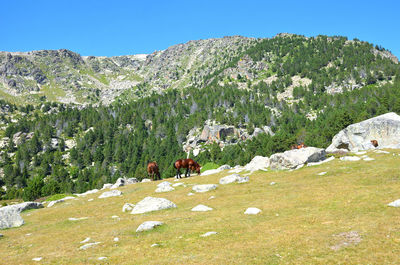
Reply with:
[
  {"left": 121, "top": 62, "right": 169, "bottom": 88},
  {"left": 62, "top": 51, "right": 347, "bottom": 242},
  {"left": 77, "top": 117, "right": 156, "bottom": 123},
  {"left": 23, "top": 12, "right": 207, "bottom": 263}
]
[{"left": 1, "top": 34, "right": 398, "bottom": 105}]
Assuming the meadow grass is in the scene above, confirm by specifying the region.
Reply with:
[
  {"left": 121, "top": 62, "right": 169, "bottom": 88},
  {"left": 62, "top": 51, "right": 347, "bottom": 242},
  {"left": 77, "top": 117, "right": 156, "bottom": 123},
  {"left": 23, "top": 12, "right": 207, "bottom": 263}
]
[{"left": 1, "top": 150, "right": 400, "bottom": 264}]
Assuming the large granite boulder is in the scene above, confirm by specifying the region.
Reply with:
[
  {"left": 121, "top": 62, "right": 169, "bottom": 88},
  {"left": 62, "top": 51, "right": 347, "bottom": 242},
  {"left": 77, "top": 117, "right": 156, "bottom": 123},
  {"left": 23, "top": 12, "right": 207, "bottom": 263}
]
[
  {"left": 131, "top": 197, "right": 177, "bottom": 214},
  {"left": 270, "top": 147, "right": 326, "bottom": 170},
  {"left": 244, "top": 156, "right": 269, "bottom": 172},
  {"left": 326, "top": 112, "right": 400, "bottom": 152},
  {"left": 0, "top": 202, "right": 43, "bottom": 229}
]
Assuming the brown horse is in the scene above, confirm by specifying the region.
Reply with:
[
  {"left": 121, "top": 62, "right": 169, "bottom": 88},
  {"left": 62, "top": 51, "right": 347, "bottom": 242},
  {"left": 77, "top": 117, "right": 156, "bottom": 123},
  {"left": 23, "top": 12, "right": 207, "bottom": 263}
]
[
  {"left": 371, "top": 140, "right": 378, "bottom": 148},
  {"left": 147, "top": 162, "right": 161, "bottom": 181},
  {"left": 291, "top": 142, "right": 307, "bottom": 150},
  {"left": 174, "top": 158, "right": 201, "bottom": 179}
]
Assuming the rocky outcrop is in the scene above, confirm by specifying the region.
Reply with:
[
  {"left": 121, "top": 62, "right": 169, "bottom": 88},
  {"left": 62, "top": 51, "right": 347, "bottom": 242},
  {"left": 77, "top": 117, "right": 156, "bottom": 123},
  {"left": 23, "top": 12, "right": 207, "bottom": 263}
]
[
  {"left": 0, "top": 202, "right": 43, "bottom": 229},
  {"left": 326, "top": 113, "right": 400, "bottom": 152},
  {"left": 270, "top": 147, "right": 326, "bottom": 170},
  {"left": 183, "top": 120, "right": 274, "bottom": 154}
]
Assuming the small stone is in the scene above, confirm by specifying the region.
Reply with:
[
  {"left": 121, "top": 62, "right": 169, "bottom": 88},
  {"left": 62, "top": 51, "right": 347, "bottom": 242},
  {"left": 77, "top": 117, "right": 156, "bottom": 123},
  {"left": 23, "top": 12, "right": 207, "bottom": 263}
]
[
  {"left": 88, "top": 199, "right": 94, "bottom": 202},
  {"left": 155, "top": 186, "right": 175, "bottom": 193},
  {"left": 131, "top": 197, "right": 177, "bottom": 214},
  {"left": 388, "top": 199, "right": 400, "bottom": 207},
  {"left": 114, "top": 237, "right": 119, "bottom": 242},
  {"left": 136, "top": 221, "right": 163, "bottom": 232},
  {"left": 141, "top": 178, "right": 151, "bottom": 183},
  {"left": 355, "top": 151, "right": 367, "bottom": 155},
  {"left": 98, "top": 257, "right": 107, "bottom": 260},
  {"left": 192, "top": 184, "right": 218, "bottom": 193},
  {"left": 363, "top": 157, "right": 375, "bottom": 161},
  {"left": 200, "top": 231, "right": 218, "bottom": 237},
  {"left": 80, "top": 237, "right": 91, "bottom": 243},
  {"left": 191, "top": 204, "right": 213, "bottom": 212},
  {"left": 111, "top": 215, "right": 119, "bottom": 219},
  {"left": 237, "top": 176, "right": 249, "bottom": 183},
  {"left": 32, "top": 257, "right": 42, "bottom": 261},
  {"left": 208, "top": 196, "right": 215, "bottom": 200},
  {"left": 26, "top": 233, "right": 32, "bottom": 236},
  {"left": 340, "top": 156, "right": 361, "bottom": 161},
  {"left": 151, "top": 243, "right": 160, "bottom": 247},
  {"left": 187, "top": 192, "right": 195, "bottom": 196},
  {"left": 68, "top": 217, "right": 88, "bottom": 221},
  {"left": 270, "top": 182, "right": 276, "bottom": 185},
  {"left": 317, "top": 172, "right": 327, "bottom": 176},
  {"left": 172, "top": 183, "right": 184, "bottom": 187},
  {"left": 244, "top": 207, "right": 261, "bottom": 215},
  {"left": 80, "top": 242, "right": 101, "bottom": 250},
  {"left": 122, "top": 203, "right": 135, "bottom": 213}
]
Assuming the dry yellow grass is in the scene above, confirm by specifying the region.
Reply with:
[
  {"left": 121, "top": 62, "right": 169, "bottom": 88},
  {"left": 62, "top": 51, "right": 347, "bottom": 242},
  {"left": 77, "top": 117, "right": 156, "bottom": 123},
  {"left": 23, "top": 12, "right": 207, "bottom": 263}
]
[{"left": 1, "top": 150, "right": 400, "bottom": 264}]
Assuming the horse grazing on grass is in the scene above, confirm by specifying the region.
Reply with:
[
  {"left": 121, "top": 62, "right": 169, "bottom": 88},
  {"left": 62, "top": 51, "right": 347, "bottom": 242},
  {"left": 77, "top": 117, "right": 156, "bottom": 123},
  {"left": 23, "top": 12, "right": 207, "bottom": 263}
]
[
  {"left": 174, "top": 158, "right": 201, "bottom": 179},
  {"left": 147, "top": 162, "right": 161, "bottom": 181}
]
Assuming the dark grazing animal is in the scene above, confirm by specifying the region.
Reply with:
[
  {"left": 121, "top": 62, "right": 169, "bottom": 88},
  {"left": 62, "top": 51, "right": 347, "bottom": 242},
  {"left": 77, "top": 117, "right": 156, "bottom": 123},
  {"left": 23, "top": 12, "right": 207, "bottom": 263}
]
[
  {"left": 147, "top": 162, "right": 161, "bottom": 181},
  {"left": 173, "top": 158, "right": 201, "bottom": 179},
  {"left": 371, "top": 140, "right": 378, "bottom": 148}
]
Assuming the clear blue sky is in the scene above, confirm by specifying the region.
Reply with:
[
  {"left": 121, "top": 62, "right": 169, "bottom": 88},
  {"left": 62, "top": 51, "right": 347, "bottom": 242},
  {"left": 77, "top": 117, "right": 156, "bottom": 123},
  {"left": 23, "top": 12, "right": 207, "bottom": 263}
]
[{"left": 2, "top": 0, "right": 399, "bottom": 58}]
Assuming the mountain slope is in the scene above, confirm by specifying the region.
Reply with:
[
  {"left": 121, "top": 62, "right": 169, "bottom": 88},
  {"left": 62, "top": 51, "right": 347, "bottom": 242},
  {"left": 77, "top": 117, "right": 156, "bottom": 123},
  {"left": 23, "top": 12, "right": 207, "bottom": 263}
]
[{"left": 0, "top": 34, "right": 398, "bottom": 105}]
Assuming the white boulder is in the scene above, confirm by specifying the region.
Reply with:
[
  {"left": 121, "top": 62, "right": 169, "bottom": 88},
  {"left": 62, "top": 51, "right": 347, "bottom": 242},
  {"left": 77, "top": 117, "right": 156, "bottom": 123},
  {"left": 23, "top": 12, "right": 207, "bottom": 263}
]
[
  {"left": 191, "top": 204, "right": 213, "bottom": 212},
  {"left": 98, "top": 190, "right": 122, "bottom": 198},
  {"left": 122, "top": 203, "right": 135, "bottom": 213},
  {"left": 388, "top": 199, "right": 400, "bottom": 207},
  {"left": 244, "top": 156, "right": 270, "bottom": 172},
  {"left": 200, "top": 231, "right": 218, "bottom": 237},
  {"left": 270, "top": 147, "right": 326, "bottom": 170},
  {"left": 101, "top": 183, "right": 113, "bottom": 190},
  {"left": 155, "top": 185, "right": 175, "bottom": 193},
  {"left": 340, "top": 156, "right": 361, "bottom": 161},
  {"left": 157, "top": 181, "right": 172, "bottom": 188},
  {"left": 131, "top": 197, "right": 177, "bottom": 214},
  {"left": 219, "top": 174, "right": 240, "bottom": 184},
  {"left": 326, "top": 112, "right": 400, "bottom": 152},
  {"left": 141, "top": 178, "right": 151, "bottom": 183},
  {"left": 192, "top": 184, "right": 218, "bottom": 193},
  {"left": 0, "top": 202, "right": 43, "bottom": 229},
  {"left": 244, "top": 207, "right": 262, "bottom": 215},
  {"left": 136, "top": 221, "right": 163, "bottom": 232}
]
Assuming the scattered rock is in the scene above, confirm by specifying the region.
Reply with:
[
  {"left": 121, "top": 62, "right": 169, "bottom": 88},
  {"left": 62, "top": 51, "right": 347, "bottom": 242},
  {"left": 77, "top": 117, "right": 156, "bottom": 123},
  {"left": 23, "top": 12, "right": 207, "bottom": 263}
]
[
  {"left": 191, "top": 204, "right": 213, "bottom": 212},
  {"left": 155, "top": 185, "right": 175, "bottom": 193},
  {"left": 88, "top": 198, "right": 94, "bottom": 202},
  {"left": 219, "top": 174, "right": 241, "bottom": 184},
  {"left": 355, "top": 151, "right": 367, "bottom": 155},
  {"left": 68, "top": 217, "right": 88, "bottom": 221},
  {"left": 76, "top": 189, "right": 99, "bottom": 197},
  {"left": 363, "top": 157, "right": 375, "bottom": 161},
  {"left": 200, "top": 231, "right": 218, "bottom": 237},
  {"left": 237, "top": 176, "right": 249, "bottom": 183},
  {"left": 218, "top": 165, "right": 231, "bottom": 170},
  {"left": 98, "top": 190, "right": 122, "bottom": 198},
  {"left": 80, "top": 242, "right": 101, "bottom": 250},
  {"left": 141, "top": 178, "right": 151, "bottom": 183},
  {"left": 32, "top": 257, "right": 43, "bottom": 261},
  {"left": 244, "top": 156, "right": 270, "bottom": 172},
  {"left": 340, "top": 156, "right": 361, "bottom": 161},
  {"left": 98, "top": 257, "right": 107, "bottom": 260},
  {"left": 131, "top": 197, "right": 177, "bottom": 214},
  {"left": 111, "top": 215, "right": 119, "bottom": 219},
  {"left": 172, "top": 183, "right": 184, "bottom": 187},
  {"left": 209, "top": 196, "right": 215, "bottom": 200},
  {"left": 80, "top": 237, "right": 91, "bottom": 243},
  {"left": 228, "top": 165, "right": 245, "bottom": 173},
  {"left": 114, "top": 237, "right": 119, "bottom": 242},
  {"left": 151, "top": 243, "right": 160, "bottom": 247},
  {"left": 101, "top": 183, "right": 113, "bottom": 190},
  {"left": 125, "top": 178, "right": 138, "bottom": 184},
  {"left": 388, "top": 199, "right": 400, "bottom": 207},
  {"left": 157, "top": 181, "right": 172, "bottom": 188},
  {"left": 270, "top": 147, "right": 326, "bottom": 170},
  {"left": 47, "top": 196, "right": 75, "bottom": 208},
  {"left": 317, "top": 172, "right": 327, "bottom": 176},
  {"left": 187, "top": 192, "right": 195, "bottom": 196},
  {"left": 192, "top": 184, "right": 218, "bottom": 193},
  {"left": 375, "top": 150, "right": 390, "bottom": 154},
  {"left": 122, "top": 203, "right": 135, "bottom": 213},
  {"left": 330, "top": 231, "right": 361, "bottom": 251},
  {"left": 136, "top": 221, "right": 163, "bottom": 232},
  {"left": 307, "top": 156, "right": 335, "bottom": 166},
  {"left": 244, "top": 207, "right": 261, "bottom": 215},
  {"left": 270, "top": 182, "right": 276, "bottom": 185},
  {"left": 326, "top": 112, "right": 400, "bottom": 152}
]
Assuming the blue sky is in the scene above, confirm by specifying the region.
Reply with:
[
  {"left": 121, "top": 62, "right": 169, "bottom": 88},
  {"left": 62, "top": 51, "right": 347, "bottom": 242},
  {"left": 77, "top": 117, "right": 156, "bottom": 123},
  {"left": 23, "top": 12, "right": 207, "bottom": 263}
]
[{"left": 1, "top": 0, "right": 399, "bottom": 57}]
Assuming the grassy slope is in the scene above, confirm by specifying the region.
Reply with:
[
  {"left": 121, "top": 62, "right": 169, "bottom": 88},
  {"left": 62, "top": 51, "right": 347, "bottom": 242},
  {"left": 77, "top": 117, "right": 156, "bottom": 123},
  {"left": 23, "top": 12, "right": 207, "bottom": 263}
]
[{"left": 1, "top": 150, "right": 400, "bottom": 264}]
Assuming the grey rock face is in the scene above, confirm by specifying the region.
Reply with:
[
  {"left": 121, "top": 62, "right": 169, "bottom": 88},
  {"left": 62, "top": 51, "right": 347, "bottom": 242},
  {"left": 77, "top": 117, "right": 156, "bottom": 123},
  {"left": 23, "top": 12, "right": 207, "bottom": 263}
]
[
  {"left": 326, "top": 112, "right": 400, "bottom": 152},
  {"left": 136, "top": 221, "right": 163, "bottom": 232},
  {"left": 192, "top": 184, "right": 218, "bottom": 193},
  {"left": 270, "top": 147, "right": 326, "bottom": 170},
  {"left": 0, "top": 202, "right": 43, "bottom": 229},
  {"left": 131, "top": 197, "right": 177, "bottom": 214}
]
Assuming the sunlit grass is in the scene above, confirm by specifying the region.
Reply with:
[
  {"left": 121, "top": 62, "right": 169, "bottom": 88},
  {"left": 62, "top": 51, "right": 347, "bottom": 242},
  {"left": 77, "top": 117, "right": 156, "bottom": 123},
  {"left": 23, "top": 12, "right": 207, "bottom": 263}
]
[{"left": 1, "top": 150, "right": 400, "bottom": 264}]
